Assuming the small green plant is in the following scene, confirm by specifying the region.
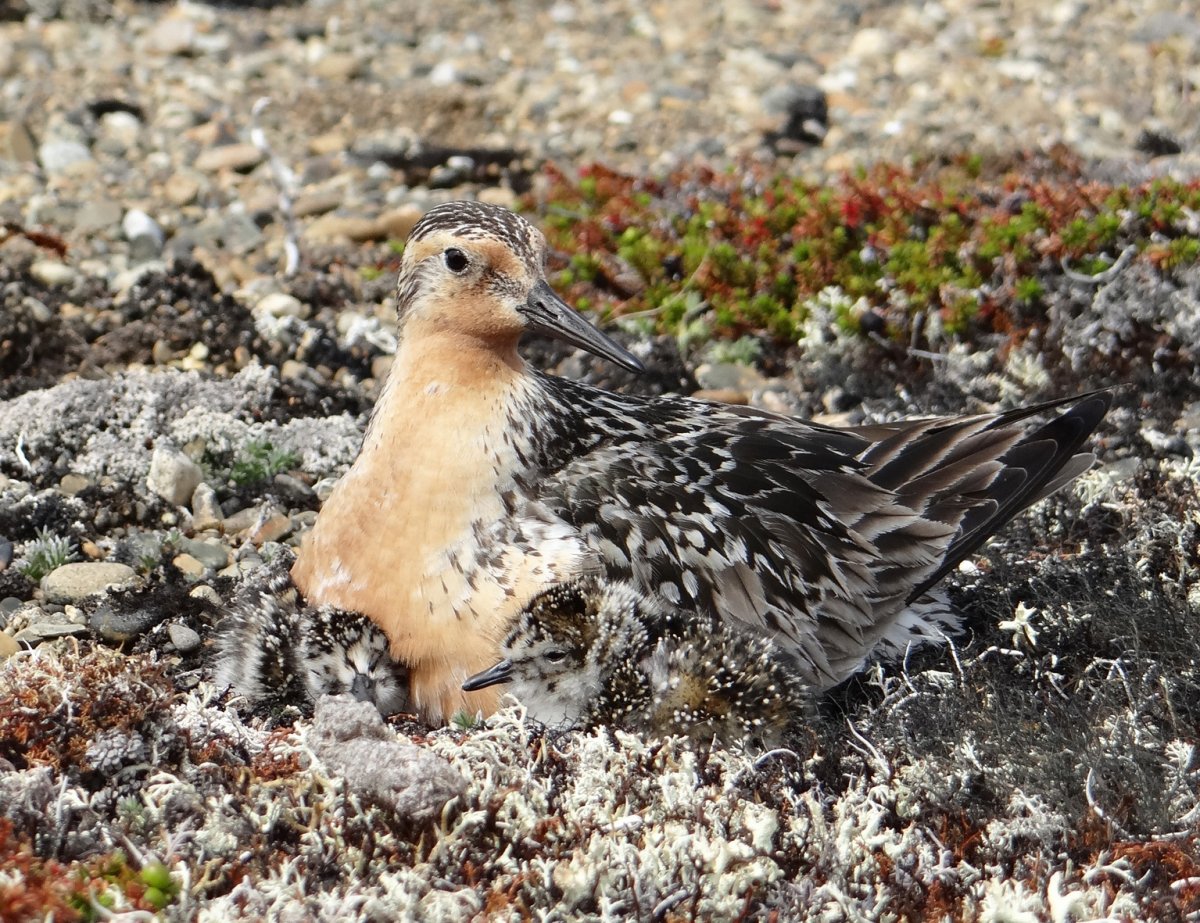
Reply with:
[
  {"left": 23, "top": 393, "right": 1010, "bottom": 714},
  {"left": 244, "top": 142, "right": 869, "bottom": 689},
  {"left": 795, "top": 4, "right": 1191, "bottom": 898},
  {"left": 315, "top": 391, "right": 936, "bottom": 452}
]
[
  {"left": 229, "top": 440, "right": 300, "bottom": 486},
  {"left": 451, "top": 710, "right": 481, "bottom": 731},
  {"left": 1014, "top": 276, "right": 1045, "bottom": 304},
  {"left": 17, "top": 527, "right": 77, "bottom": 581}
]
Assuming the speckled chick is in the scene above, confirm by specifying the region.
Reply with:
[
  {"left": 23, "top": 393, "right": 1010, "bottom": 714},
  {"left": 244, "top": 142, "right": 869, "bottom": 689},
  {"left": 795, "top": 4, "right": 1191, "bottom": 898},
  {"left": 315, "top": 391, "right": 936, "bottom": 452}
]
[
  {"left": 463, "top": 579, "right": 810, "bottom": 749},
  {"left": 213, "top": 555, "right": 409, "bottom": 716}
]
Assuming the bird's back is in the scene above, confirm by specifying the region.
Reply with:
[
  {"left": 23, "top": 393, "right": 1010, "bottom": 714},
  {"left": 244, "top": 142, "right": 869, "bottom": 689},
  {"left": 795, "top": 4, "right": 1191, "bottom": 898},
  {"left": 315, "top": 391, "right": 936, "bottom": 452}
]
[{"left": 525, "top": 377, "right": 1111, "bottom": 688}]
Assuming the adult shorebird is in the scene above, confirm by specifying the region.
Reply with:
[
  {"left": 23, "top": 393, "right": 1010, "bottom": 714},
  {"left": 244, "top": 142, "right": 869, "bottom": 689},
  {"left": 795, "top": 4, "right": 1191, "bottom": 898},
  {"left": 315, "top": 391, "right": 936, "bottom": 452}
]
[
  {"left": 290, "top": 199, "right": 1110, "bottom": 723},
  {"left": 214, "top": 553, "right": 409, "bottom": 716},
  {"left": 462, "top": 578, "right": 809, "bottom": 748}
]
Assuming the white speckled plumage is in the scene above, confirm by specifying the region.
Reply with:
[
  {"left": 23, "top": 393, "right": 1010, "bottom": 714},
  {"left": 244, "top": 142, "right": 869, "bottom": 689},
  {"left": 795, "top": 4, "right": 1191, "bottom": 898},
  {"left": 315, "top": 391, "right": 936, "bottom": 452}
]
[{"left": 288, "top": 200, "right": 1110, "bottom": 722}]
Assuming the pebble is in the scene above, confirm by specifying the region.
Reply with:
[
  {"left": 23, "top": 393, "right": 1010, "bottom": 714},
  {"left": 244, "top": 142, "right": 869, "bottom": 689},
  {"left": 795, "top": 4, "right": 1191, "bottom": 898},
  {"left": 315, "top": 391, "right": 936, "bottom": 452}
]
[
  {"left": 37, "top": 139, "right": 92, "bottom": 174},
  {"left": 146, "top": 445, "right": 205, "bottom": 507},
  {"left": 312, "top": 52, "right": 363, "bottom": 80},
  {"left": 97, "top": 111, "right": 142, "bottom": 151},
  {"left": 304, "top": 213, "right": 387, "bottom": 243},
  {"left": 693, "top": 362, "right": 767, "bottom": 392},
  {"left": 74, "top": 199, "right": 124, "bottom": 235},
  {"left": 30, "top": 260, "right": 78, "bottom": 288},
  {"left": 0, "top": 539, "right": 12, "bottom": 571},
  {"left": 221, "top": 507, "right": 262, "bottom": 534},
  {"left": 292, "top": 189, "right": 344, "bottom": 217},
  {"left": 89, "top": 601, "right": 167, "bottom": 641},
  {"left": 142, "top": 15, "right": 197, "bottom": 55},
  {"left": 0, "top": 632, "right": 18, "bottom": 659},
  {"left": 41, "top": 562, "right": 137, "bottom": 604},
  {"left": 191, "top": 212, "right": 263, "bottom": 255},
  {"left": 13, "top": 613, "right": 88, "bottom": 644},
  {"left": 255, "top": 292, "right": 308, "bottom": 319},
  {"left": 164, "top": 174, "right": 201, "bottom": 207},
  {"left": 692, "top": 388, "right": 750, "bottom": 405},
  {"left": 0, "top": 120, "right": 37, "bottom": 164},
  {"left": 191, "top": 482, "right": 224, "bottom": 532},
  {"left": 194, "top": 143, "right": 264, "bottom": 173},
  {"left": 172, "top": 553, "right": 206, "bottom": 578},
  {"left": 122, "top": 209, "right": 166, "bottom": 261},
  {"left": 178, "top": 537, "right": 230, "bottom": 570},
  {"left": 246, "top": 512, "right": 294, "bottom": 546},
  {"left": 273, "top": 473, "right": 316, "bottom": 505},
  {"left": 59, "top": 473, "right": 91, "bottom": 496},
  {"left": 167, "top": 622, "right": 202, "bottom": 653},
  {"left": 188, "top": 584, "right": 222, "bottom": 606}
]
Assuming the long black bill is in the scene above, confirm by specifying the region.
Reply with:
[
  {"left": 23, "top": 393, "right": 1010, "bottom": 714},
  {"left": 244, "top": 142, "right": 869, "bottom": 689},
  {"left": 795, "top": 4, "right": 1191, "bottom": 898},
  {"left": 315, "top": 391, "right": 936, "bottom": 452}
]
[
  {"left": 462, "top": 659, "right": 514, "bottom": 692},
  {"left": 522, "top": 280, "right": 645, "bottom": 373}
]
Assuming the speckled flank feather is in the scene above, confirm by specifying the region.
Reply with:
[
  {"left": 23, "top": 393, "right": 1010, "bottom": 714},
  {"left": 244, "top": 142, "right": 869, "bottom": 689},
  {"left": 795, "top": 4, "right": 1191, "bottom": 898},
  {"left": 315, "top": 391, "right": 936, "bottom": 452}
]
[
  {"left": 478, "top": 578, "right": 810, "bottom": 749},
  {"left": 213, "top": 554, "right": 409, "bottom": 716},
  {"left": 290, "top": 200, "right": 1111, "bottom": 722}
]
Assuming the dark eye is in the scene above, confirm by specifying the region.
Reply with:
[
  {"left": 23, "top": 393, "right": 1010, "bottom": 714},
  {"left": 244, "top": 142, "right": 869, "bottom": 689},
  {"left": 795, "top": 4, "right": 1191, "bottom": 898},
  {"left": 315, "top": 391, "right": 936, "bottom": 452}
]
[
  {"left": 443, "top": 247, "right": 469, "bottom": 273},
  {"left": 545, "top": 650, "right": 568, "bottom": 664}
]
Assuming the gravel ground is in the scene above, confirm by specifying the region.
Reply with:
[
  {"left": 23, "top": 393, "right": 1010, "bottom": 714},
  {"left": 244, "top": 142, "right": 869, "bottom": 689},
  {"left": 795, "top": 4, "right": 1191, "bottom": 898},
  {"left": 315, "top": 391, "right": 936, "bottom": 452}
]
[{"left": 1, "top": 0, "right": 1200, "bottom": 920}]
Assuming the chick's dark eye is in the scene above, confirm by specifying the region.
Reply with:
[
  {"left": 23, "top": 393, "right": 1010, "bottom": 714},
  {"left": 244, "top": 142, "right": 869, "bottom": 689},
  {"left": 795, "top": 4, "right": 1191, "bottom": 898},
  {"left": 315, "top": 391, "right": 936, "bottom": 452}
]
[
  {"left": 443, "top": 247, "right": 469, "bottom": 273},
  {"left": 545, "top": 650, "right": 568, "bottom": 664}
]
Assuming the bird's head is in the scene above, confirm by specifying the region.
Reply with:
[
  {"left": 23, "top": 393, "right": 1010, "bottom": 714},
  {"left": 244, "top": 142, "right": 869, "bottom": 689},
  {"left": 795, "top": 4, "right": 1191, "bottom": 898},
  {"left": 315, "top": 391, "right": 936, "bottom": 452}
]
[
  {"left": 394, "top": 200, "right": 643, "bottom": 372},
  {"left": 461, "top": 579, "right": 656, "bottom": 727}
]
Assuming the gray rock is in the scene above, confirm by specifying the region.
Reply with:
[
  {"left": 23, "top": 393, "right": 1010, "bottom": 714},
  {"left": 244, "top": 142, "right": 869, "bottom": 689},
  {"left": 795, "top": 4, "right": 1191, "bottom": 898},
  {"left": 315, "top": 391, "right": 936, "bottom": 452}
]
[
  {"left": 762, "top": 83, "right": 828, "bottom": 146},
  {"left": 13, "top": 615, "right": 88, "bottom": 644},
  {"left": 37, "top": 140, "right": 92, "bottom": 174},
  {"left": 1133, "top": 11, "right": 1200, "bottom": 42},
  {"left": 0, "top": 539, "right": 12, "bottom": 570},
  {"left": 167, "top": 622, "right": 202, "bottom": 653},
  {"left": 147, "top": 445, "right": 205, "bottom": 506},
  {"left": 308, "top": 696, "right": 467, "bottom": 826},
  {"left": 191, "top": 212, "right": 264, "bottom": 255},
  {"left": 89, "top": 599, "right": 166, "bottom": 641},
  {"left": 191, "top": 482, "right": 223, "bottom": 532},
  {"left": 273, "top": 473, "right": 316, "bottom": 505},
  {"left": 73, "top": 199, "right": 123, "bottom": 234},
  {"left": 178, "top": 537, "right": 230, "bottom": 570},
  {"left": 40, "top": 562, "right": 137, "bottom": 604}
]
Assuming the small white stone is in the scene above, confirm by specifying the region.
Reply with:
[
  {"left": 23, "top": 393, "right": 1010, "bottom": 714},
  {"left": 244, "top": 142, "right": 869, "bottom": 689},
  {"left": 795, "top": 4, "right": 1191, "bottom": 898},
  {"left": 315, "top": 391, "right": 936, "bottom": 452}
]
[
  {"left": 255, "top": 292, "right": 308, "bottom": 319},
  {"left": 30, "top": 260, "right": 77, "bottom": 287},
  {"left": 147, "top": 445, "right": 205, "bottom": 507}
]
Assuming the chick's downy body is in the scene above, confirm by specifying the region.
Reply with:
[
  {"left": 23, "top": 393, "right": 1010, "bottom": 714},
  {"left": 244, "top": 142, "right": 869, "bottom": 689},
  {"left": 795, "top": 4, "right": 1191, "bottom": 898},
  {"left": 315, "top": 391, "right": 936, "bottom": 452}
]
[
  {"left": 213, "top": 554, "right": 409, "bottom": 716},
  {"left": 464, "top": 579, "right": 810, "bottom": 749}
]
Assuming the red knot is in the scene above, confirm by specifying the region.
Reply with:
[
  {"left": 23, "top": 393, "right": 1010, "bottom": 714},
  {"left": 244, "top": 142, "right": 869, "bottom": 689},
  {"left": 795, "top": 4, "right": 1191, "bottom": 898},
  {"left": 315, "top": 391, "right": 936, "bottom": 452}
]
[{"left": 289, "top": 199, "right": 1111, "bottom": 723}]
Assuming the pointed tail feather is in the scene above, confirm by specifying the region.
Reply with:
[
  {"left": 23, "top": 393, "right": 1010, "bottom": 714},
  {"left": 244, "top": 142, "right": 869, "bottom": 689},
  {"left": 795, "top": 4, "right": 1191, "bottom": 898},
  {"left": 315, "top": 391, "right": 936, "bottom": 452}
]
[{"left": 904, "top": 390, "right": 1112, "bottom": 602}]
